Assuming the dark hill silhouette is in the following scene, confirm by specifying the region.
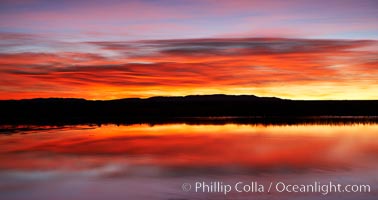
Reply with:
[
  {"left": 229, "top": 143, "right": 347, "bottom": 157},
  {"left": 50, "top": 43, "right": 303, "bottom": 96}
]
[{"left": 0, "top": 94, "right": 377, "bottom": 124}]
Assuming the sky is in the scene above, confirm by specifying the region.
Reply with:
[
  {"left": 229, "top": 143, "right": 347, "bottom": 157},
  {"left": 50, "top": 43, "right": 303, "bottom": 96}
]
[{"left": 0, "top": 0, "right": 377, "bottom": 100}]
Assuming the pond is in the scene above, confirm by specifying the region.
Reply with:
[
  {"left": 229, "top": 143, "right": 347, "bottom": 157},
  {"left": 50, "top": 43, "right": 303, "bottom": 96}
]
[{"left": 0, "top": 123, "right": 377, "bottom": 199}]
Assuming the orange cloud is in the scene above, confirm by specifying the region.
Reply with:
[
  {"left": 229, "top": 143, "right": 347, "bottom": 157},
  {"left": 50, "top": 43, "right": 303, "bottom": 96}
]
[{"left": 0, "top": 38, "right": 377, "bottom": 100}]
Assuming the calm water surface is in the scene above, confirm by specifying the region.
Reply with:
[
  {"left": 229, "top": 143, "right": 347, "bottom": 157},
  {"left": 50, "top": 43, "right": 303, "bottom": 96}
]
[{"left": 0, "top": 123, "right": 377, "bottom": 199}]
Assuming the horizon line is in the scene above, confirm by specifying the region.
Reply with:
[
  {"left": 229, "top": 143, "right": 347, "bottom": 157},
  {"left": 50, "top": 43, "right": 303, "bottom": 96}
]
[{"left": 1, "top": 94, "right": 377, "bottom": 101}]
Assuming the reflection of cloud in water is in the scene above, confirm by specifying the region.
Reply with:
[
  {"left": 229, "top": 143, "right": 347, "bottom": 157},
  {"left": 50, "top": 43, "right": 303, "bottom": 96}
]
[
  {"left": 1, "top": 168, "right": 377, "bottom": 200},
  {"left": 1, "top": 124, "right": 377, "bottom": 172},
  {"left": 0, "top": 124, "right": 377, "bottom": 199}
]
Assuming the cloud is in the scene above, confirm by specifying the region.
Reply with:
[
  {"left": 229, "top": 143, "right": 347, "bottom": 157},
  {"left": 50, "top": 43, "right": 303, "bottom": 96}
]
[
  {"left": 144, "top": 38, "right": 373, "bottom": 55},
  {"left": 0, "top": 37, "right": 377, "bottom": 99},
  {"left": 1, "top": 0, "right": 377, "bottom": 42}
]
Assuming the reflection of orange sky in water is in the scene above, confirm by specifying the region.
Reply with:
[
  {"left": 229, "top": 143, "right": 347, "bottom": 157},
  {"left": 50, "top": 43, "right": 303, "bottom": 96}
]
[{"left": 0, "top": 124, "right": 377, "bottom": 173}]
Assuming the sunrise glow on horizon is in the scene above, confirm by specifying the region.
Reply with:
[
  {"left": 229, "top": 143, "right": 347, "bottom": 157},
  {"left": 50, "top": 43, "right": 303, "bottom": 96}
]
[{"left": 0, "top": 0, "right": 377, "bottom": 100}]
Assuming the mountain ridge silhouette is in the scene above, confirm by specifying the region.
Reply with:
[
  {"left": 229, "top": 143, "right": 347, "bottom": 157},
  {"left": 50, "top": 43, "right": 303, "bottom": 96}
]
[{"left": 0, "top": 94, "right": 377, "bottom": 124}]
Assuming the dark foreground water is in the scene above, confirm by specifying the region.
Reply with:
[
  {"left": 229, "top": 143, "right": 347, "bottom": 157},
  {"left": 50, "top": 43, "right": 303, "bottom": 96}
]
[{"left": 0, "top": 122, "right": 377, "bottom": 199}]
